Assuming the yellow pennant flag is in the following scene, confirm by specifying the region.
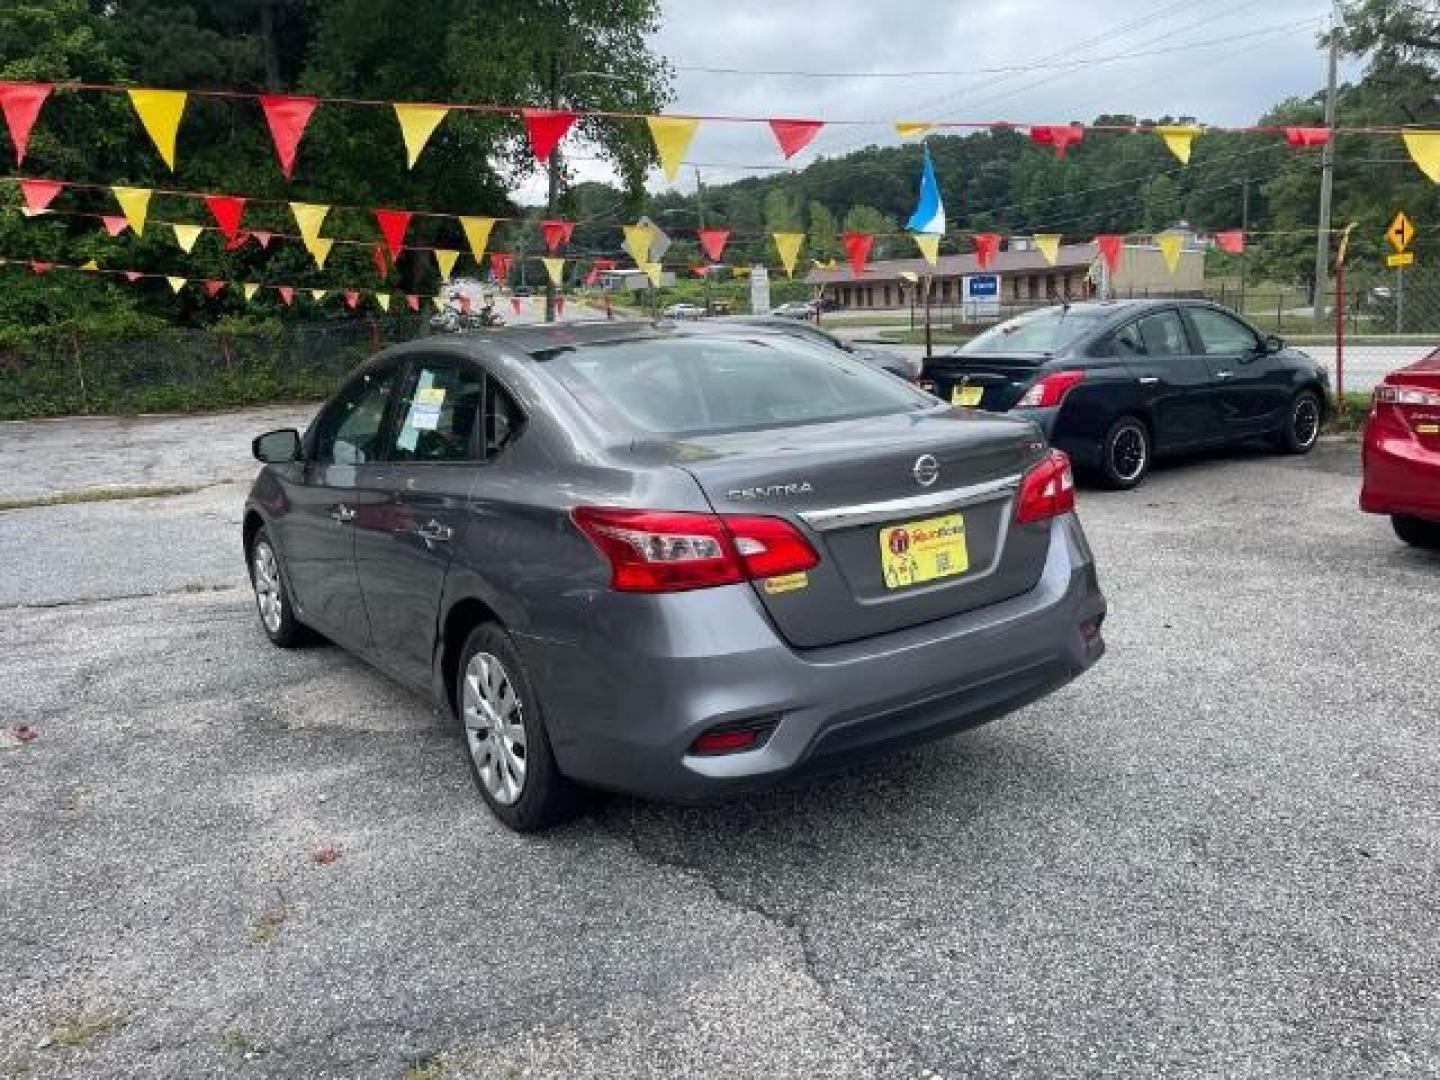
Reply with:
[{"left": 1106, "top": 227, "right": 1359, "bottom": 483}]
[
  {"left": 310, "top": 289, "right": 327, "bottom": 303},
  {"left": 112, "top": 186, "right": 153, "bottom": 236},
  {"left": 773, "top": 231, "right": 804, "bottom": 277},
  {"left": 1401, "top": 129, "right": 1440, "bottom": 182},
  {"left": 242, "top": 283, "right": 260, "bottom": 302},
  {"left": 80, "top": 259, "right": 99, "bottom": 271},
  {"left": 1157, "top": 231, "right": 1184, "bottom": 274},
  {"left": 1154, "top": 124, "right": 1202, "bottom": 165},
  {"left": 541, "top": 256, "right": 565, "bottom": 287},
  {"left": 127, "top": 88, "right": 187, "bottom": 170},
  {"left": 393, "top": 103, "right": 449, "bottom": 168},
  {"left": 623, "top": 222, "right": 656, "bottom": 264},
  {"left": 1033, "top": 233, "right": 1062, "bottom": 266},
  {"left": 646, "top": 116, "right": 701, "bottom": 181},
  {"left": 640, "top": 261, "right": 664, "bottom": 288},
  {"left": 459, "top": 216, "right": 496, "bottom": 262},
  {"left": 290, "top": 202, "right": 329, "bottom": 245},
  {"left": 894, "top": 121, "right": 934, "bottom": 140},
  {"left": 434, "top": 248, "right": 460, "bottom": 280},
  {"left": 912, "top": 233, "right": 940, "bottom": 266},
  {"left": 306, "top": 236, "right": 334, "bottom": 269},
  {"left": 375, "top": 292, "right": 392, "bottom": 312},
  {"left": 167, "top": 276, "right": 186, "bottom": 294},
  {"left": 171, "top": 223, "right": 203, "bottom": 253}
]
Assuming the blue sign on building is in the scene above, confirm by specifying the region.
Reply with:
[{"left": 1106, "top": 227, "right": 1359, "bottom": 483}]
[{"left": 966, "top": 274, "right": 999, "bottom": 298}]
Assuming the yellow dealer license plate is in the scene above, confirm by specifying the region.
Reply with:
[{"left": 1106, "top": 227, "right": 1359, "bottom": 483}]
[
  {"left": 952, "top": 385, "right": 984, "bottom": 407},
  {"left": 880, "top": 513, "right": 970, "bottom": 589}
]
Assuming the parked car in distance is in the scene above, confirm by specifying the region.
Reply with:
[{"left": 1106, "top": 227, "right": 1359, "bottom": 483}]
[
  {"left": 708, "top": 315, "right": 923, "bottom": 381},
  {"left": 920, "top": 300, "right": 1331, "bottom": 489},
  {"left": 244, "top": 323, "right": 1105, "bottom": 831},
  {"left": 662, "top": 302, "right": 706, "bottom": 320},
  {"left": 771, "top": 301, "right": 814, "bottom": 319},
  {"left": 1360, "top": 347, "right": 1440, "bottom": 549}
]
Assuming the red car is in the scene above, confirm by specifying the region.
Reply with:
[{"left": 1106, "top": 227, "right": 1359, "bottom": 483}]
[{"left": 1361, "top": 349, "right": 1440, "bottom": 549}]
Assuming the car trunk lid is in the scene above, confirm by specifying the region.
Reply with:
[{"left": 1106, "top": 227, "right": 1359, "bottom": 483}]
[
  {"left": 630, "top": 409, "right": 1052, "bottom": 648},
  {"left": 921, "top": 351, "right": 1049, "bottom": 412}
]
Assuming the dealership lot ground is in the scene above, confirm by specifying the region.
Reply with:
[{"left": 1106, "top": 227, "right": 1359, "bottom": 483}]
[{"left": 3, "top": 408, "right": 1438, "bottom": 1079}]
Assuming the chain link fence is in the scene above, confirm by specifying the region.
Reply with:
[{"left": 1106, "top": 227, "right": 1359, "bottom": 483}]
[{"left": 0, "top": 316, "right": 432, "bottom": 419}]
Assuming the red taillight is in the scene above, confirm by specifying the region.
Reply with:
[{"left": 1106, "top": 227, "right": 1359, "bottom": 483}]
[
  {"left": 572, "top": 507, "right": 819, "bottom": 593},
  {"left": 1016, "top": 450, "right": 1076, "bottom": 524},
  {"left": 1016, "top": 370, "right": 1084, "bottom": 409}
]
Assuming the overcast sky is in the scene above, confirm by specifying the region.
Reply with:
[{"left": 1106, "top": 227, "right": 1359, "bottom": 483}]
[{"left": 526, "top": 0, "right": 1360, "bottom": 201}]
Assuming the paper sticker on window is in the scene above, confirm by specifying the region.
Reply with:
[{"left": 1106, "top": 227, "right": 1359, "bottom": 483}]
[{"left": 410, "top": 386, "right": 446, "bottom": 431}]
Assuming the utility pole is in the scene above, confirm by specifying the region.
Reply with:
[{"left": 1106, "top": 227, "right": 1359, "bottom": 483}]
[
  {"left": 694, "top": 166, "right": 712, "bottom": 312},
  {"left": 1312, "top": 27, "right": 1339, "bottom": 323},
  {"left": 544, "top": 49, "right": 561, "bottom": 324},
  {"left": 1240, "top": 172, "right": 1250, "bottom": 312}
]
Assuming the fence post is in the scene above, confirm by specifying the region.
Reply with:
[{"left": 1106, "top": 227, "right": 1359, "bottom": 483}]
[
  {"left": 1334, "top": 261, "right": 1345, "bottom": 403},
  {"left": 70, "top": 331, "right": 89, "bottom": 414},
  {"left": 1276, "top": 292, "right": 1283, "bottom": 332}
]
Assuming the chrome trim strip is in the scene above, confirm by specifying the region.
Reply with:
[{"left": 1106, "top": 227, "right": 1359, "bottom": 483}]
[{"left": 798, "top": 474, "right": 1022, "bottom": 531}]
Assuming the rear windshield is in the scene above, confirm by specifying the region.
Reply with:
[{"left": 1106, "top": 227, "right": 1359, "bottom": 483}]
[
  {"left": 961, "top": 308, "right": 1108, "bottom": 355},
  {"left": 540, "top": 334, "right": 928, "bottom": 435}
]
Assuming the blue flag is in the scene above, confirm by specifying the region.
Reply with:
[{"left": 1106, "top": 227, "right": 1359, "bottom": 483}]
[{"left": 906, "top": 144, "right": 946, "bottom": 235}]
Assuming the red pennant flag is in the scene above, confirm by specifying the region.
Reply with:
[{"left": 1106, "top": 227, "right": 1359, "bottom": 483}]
[
  {"left": 841, "top": 230, "right": 873, "bottom": 277},
  {"left": 1215, "top": 229, "right": 1245, "bottom": 254},
  {"left": 769, "top": 119, "right": 824, "bottom": 159},
  {"left": 372, "top": 243, "right": 389, "bottom": 280},
  {"left": 489, "top": 251, "right": 512, "bottom": 280},
  {"left": 541, "top": 219, "right": 574, "bottom": 252},
  {"left": 102, "top": 215, "right": 129, "bottom": 237},
  {"left": 520, "top": 107, "right": 577, "bottom": 162},
  {"left": 973, "top": 232, "right": 1000, "bottom": 269},
  {"left": 1095, "top": 234, "right": 1124, "bottom": 274},
  {"left": 204, "top": 195, "right": 246, "bottom": 240},
  {"left": 224, "top": 230, "right": 250, "bottom": 251},
  {"left": 30, "top": 260, "right": 53, "bottom": 273},
  {"left": 1284, "top": 127, "right": 1330, "bottom": 148},
  {"left": 510, "top": 297, "right": 522, "bottom": 315},
  {"left": 459, "top": 294, "right": 471, "bottom": 315},
  {"left": 556, "top": 295, "right": 565, "bottom": 316},
  {"left": 697, "top": 227, "right": 730, "bottom": 262},
  {"left": 406, "top": 293, "right": 420, "bottom": 312},
  {"left": 278, "top": 285, "right": 295, "bottom": 306},
  {"left": 0, "top": 82, "right": 53, "bottom": 165},
  {"left": 19, "top": 179, "right": 61, "bottom": 213},
  {"left": 373, "top": 208, "right": 412, "bottom": 260},
  {"left": 252, "top": 230, "right": 273, "bottom": 250},
  {"left": 203, "top": 278, "right": 226, "bottom": 298},
  {"left": 259, "top": 95, "right": 318, "bottom": 179},
  {"left": 1029, "top": 124, "right": 1084, "bottom": 158},
  {"left": 123, "top": 270, "right": 144, "bottom": 282},
  {"left": 344, "top": 289, "right": 360, "bottom": 310}
]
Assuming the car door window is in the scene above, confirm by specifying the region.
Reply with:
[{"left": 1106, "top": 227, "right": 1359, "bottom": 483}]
[
  {"left": 1137, "top": 311, "right": 1188, "bottom": 357},
  {"left": 483, "top": 378, "right": 525, "bottom": 458},
  {"left": 1108, "top": 320, "right": 1147, "bottom": 357},
  {"left": 388, "top": 361, "right": 485, "bottom": 463},
  {"left": 312, "top": 367, "right": 401, "bottom": 465},
  {"left": 1189, "top": 308, "right": 1260, "bottom": 356}
]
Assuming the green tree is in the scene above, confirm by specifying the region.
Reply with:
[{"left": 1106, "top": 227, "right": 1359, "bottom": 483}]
[{"left": 807, "top": 200, "right": 840, "bottom": 261}]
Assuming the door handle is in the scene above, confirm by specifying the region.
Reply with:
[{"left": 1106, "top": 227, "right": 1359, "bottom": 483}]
[
  {"left": 1138, "top": 376, "right": 1160, "bottom": 386},
  {"left": 1215, "top": 370, "right": 1234, "bottom": 380},
  {"left": 330, "top": 503, "right": 356, "bottom": 523},
  {"left": 417, "top": 519, "right": 453, "bottom": 543}
]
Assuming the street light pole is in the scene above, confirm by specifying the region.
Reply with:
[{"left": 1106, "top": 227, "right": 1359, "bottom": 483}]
[
  {"left": 694, "top": 166, "right": 711, "bottom": 312},
  {"left": 1312, "top": 28, "right": 1339, "bottom": 323}
]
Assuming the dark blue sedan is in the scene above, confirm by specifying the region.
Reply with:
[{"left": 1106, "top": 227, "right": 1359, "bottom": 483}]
[{"left": 921, "top": 300, "right": 1331, "bottom": 488}]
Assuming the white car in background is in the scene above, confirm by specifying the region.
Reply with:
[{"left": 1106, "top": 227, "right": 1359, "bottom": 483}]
[{"left": 662, "top": 302, "right": 706, "bottom": 319}]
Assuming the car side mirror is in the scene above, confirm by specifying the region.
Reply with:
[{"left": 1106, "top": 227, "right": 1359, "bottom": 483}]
[
  {"left": 1262, "top": 333, "right": 1284, "bottom": 354},
  {"left": 253, "top": 428, "right": 301, "bottom": 463}
]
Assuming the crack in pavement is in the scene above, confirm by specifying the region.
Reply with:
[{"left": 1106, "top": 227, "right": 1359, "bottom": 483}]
[
  {"left": 593, "top": 804, "right": 942, "bottom": 1076},
  {"left": 0, "top": 583, "right": 243, "bottom": 612}
]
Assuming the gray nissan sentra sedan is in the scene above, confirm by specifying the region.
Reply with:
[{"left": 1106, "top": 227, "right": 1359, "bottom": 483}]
[{"left": 243, "top": 322, "right": 1106, "bottom": 831}]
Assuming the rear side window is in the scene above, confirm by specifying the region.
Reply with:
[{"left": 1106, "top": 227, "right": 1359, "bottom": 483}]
[
  {"left": 542, "top": 335, "right": 926, "bottom": 435},
  {"left": 389, "top": 362, "right": 485, "bottom": 463},
  {"left": 1107, "top": 311, "right": 1188, "bottom": 358}
]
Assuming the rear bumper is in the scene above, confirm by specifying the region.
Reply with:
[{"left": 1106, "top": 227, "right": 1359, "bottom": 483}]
[
  {"left": 1360, "top": 425, "right": 1440, "bottom": 520},
  {"left": 516, "top": 513, "right": 1105, "bottom": 802}
]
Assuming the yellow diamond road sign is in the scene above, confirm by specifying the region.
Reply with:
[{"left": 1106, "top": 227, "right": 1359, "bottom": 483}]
[{"left": 1387, "top": 211, "right": 1414, "bottom": 253}]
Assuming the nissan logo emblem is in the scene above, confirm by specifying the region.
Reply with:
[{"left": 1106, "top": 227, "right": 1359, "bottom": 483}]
[{"left": 912, "top": 454, "right": 940, "bottom": 487}]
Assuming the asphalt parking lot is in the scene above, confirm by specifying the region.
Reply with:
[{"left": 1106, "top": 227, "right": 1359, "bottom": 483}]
[{"left": 3, "top": 408, "right": 1439, "bottom": 1079}]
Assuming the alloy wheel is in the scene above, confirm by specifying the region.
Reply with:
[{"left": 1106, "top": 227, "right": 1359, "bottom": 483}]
[
  {"left": 252, "top": 541, "right": 283, "bottom": 634},
  {"left": 1292, "top": 395, "right": 1320, "bottom": 449},
  {"left": 462, "top": 651, "right": 527, "bottom": 805},
  {"left": 1111, "top": 425, "right": 1148, "bottom": 483}
]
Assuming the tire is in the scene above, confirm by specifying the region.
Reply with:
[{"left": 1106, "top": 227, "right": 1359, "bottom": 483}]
[
  {"left": 1275, "top": 389, "right": 1323, "bottom": 454},
  {"left": 1097, "top": 415, "right": 1152, "bottom": 490},
  {"left": 455, "top": 622, "right": 580, "bottom": 832},
  {"left": 1393, "top": 515, "right": 1440, "bottom": 550},
  {"left": 247, "top": 527, "right": 311, "bottom": 647}
]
